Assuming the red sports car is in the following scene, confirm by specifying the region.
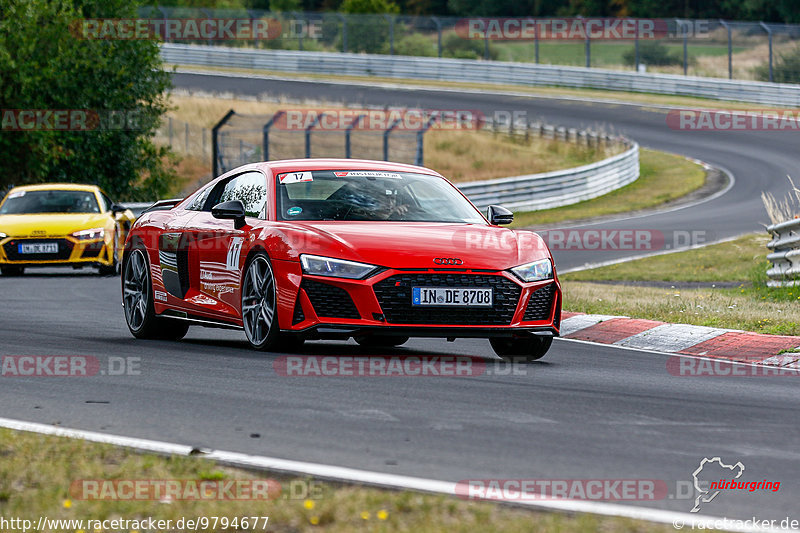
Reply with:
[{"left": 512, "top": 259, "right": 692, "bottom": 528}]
[{"left": 121, "top": 159, "right": 561, "bottom": 361}]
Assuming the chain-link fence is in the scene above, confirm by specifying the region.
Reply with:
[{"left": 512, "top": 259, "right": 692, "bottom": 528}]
[
  {"left": 154, "top": 116, "right": 211, "bottom": 158},
  {"left": 134, "top": 7, "right": 800, "bottom": 82},
  {"left": 210, "top": 110, "right": 435, "bottom": 176}
]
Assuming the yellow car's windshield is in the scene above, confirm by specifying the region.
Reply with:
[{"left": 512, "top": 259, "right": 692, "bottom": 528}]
[{"left": 0, "top": 190, "right": 100, "bottom": 214}]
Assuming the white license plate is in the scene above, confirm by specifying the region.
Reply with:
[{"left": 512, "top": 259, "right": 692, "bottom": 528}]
[
  {"left": 18, "top": 243, "right": 59, "bottom": 254},
  {"left": 412, "top": 287, "right": 493, "bottom": 307}
]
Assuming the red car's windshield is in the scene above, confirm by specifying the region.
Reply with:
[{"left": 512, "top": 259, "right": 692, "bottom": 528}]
[{"left": 276, "top": 170, "right": 486, "bottom": 224}]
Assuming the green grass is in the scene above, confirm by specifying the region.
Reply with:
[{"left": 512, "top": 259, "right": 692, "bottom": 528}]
[
  {"left": 512, "top": 148, "right": 706, "bottom": 227},
  {"left": 0, "top": 428, "right": 674, "bottom": 533},
  {"left": 563, "top": 234, "right": 768, "bottom": 282},
  {"left": 495, "top": 41, "right": 744, "bottom": 67},
  {"left": 561, "top": 234, "right": 800, "bottom": 335}
]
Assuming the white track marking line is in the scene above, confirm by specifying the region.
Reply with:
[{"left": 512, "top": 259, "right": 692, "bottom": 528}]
[{"left": 0, "top": 416, "right": 781, "bottom": 532}]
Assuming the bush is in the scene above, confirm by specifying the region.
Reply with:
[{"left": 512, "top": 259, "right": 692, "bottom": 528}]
[
  {"left": 392, "top": 32, "right": 436, "bottom": 57},
  {"left": 622, "top": 41, "right": 682, "bottom": 67},
  {"left": 755, "top": 46, "right": 800, "bottom": 83},
  {"left": 442, "top": 33, "right": 498, "bottom": 60}
]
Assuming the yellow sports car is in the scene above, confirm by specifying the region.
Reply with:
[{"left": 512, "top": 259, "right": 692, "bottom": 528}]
[{"left": 0, "top": 184, "right": 135, "bottom": 276}]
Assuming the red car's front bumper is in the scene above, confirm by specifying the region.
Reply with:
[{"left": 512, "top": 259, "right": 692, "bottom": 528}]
[{"left": 276, "top": 262, "right": 561, "bottom": 341}]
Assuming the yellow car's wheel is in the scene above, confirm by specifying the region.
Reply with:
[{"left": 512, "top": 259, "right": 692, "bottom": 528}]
[{"left": 98, "top": 234, "right": 119, "bottom": 276}]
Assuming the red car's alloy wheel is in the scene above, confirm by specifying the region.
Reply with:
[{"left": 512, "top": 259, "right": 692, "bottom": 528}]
[
  {"left": 123, "top": 249, "right": 149, "bottom": 332},
  {"left": 241, "top": 254, "right": 278, "bottom": 349}
]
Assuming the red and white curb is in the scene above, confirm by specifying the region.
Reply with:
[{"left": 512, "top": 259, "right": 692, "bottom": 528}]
[{"left": 561, "top": 312, "right": 800, "bottom": 366}]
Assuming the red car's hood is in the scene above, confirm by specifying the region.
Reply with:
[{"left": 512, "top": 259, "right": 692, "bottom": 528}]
[{"left": 288, "top": 222, "right": 552, "bottom": 270}]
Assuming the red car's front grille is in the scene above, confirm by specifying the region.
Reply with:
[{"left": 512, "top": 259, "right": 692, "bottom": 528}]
[
  {"left": 523, "top": 283, "right": 556, "bottom": 321},
  {"left": 302, "top": 279, "right": 361, "bottom": 319},
  {"left": 373, "top": 273, "right": 522, "bottom": 326}
]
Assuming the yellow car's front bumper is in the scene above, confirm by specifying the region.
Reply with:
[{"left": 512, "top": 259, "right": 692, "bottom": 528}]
[{"left": 0, "top": 235, "right": 115, "bottom": 267}]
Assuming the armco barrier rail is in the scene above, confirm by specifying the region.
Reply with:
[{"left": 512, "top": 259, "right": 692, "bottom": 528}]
[
  {"left": 458, "top": 141, "right": 638, "bottom": 212},
  {"left": 161, "top": 43, "right": 800, "bottom": 106},
  {"left": 767, "top": 218, "right": 800, "bottom": 287}
]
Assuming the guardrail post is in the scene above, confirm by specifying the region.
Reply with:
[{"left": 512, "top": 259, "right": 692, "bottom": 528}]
[
  {"left": 184, "top": 122, "right": 189, "bottom": 153},
  {"left": 432, "top": 17, "right": 442, "bottom": 58},
  {"left": 683, "top": 32, "right": 688, "bottom": 75},
  {"left": 675, "top": 19, "right": 689, "bottom": 75},
  {"left": 262, "top": 111, "right": 285, "bottom": 161},
  {"left": 338, "top": 14, "right": 347, "bottom": 53},
  {"left": 383, "top": 118, "right": 402, "bottom": 161},
  {"left": 484, "top": 32, "right": 490, "bottom": 60},
  {"left": 201, "top": 9, "right": 213, "bottom": 46},
  {"left": 212, "top": 109, "right": 236, "bottom": 178},
  {"left": 158, "top": 7, "right": 169, "bottom": 44},
  {"left": 292, "top": 12, "right": 304, "bottom": 51},
  {"left": 760, "top": 22, "right": 773, "bottom": 82},
  {"left": 534, "top": 18, "right": 539, "bottom": 64},
  {"left": 345, "top": 114, "right": 366, "bottom": 159},
  {"left": 305, "top": 112, "right": 326, "bottom": 158},
  {"left": 634, "top": 30, "right": 639, "bottom": 71},
  {"left": 415, "top": 115, "right": 438, "bottom": 166},
  {"left": 584, "top": 20, "right": 590, "bottom": 68},
  {"left": 385, "top": 15, "right": 395, "bottom": 55},
  {"left": 719, "top": 20, "right": 732, "bottom": 79}
]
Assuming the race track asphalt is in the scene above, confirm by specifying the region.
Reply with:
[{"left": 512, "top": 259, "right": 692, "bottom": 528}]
[{"left": 1, "top": 271, "right": 798, "bottom": 521}]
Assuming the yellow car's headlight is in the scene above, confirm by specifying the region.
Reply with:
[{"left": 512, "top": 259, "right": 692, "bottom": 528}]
[
  {"left": 0, "top": 232, "right": 7, "bottom": 239},
  {"left": 72, "top": 227, "right": 105, "bottom": 241}
]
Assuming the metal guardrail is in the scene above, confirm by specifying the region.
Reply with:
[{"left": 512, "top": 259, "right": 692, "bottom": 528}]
[
  {"left": 767, "top": 218, "right": 800, "bottom": 287},
  {"left": 161, "top": 43, "right": 800, "bottom": 106},
  {"left": 458, "top": 141, "right": 638, "bottom": 212},
  {"left": 120, "top": 202, "right": 156, "bottom": 218}
]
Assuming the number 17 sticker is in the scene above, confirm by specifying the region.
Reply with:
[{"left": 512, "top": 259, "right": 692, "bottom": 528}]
[{"left": 226, "top": 237, "right": 244, "bottom": 271}]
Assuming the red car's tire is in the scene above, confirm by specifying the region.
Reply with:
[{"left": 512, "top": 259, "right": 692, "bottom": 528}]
[
  {"left": 122, "top": 248, "right": 189, "bottom": 341},
  {"left": 241, "top": 252, "right": 282, "bottom": 351}
]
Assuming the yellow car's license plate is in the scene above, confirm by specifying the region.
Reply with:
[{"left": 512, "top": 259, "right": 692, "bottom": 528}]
[{"left": 18, "top": 243, "right": 58, "bottom": 254}]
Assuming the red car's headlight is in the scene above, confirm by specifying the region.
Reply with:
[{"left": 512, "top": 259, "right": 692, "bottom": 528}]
[
  {"left": 300, "top": 254, "right": 379, "bottom": 280},
  {"left": 510, "top": 258, "right": 553, "bottom": 282}
]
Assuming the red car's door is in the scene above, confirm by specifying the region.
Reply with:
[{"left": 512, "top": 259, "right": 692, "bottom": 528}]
[{"left": 181, "top": 171, "right": 270, "bottom": 321}]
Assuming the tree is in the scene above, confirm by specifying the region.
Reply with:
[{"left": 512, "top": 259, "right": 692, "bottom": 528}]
[{"left": 0, "top": 0, "right": 176, "bottom": 201}]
